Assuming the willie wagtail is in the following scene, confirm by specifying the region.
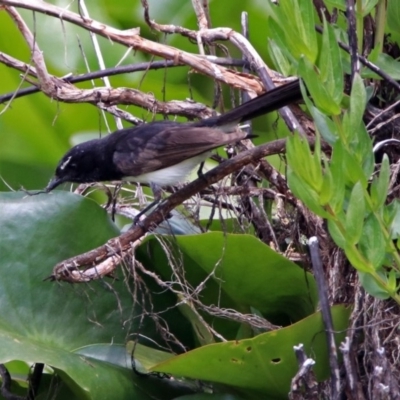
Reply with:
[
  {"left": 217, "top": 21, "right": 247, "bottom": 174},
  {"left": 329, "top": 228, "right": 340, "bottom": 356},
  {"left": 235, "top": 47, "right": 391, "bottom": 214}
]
[{"left": 43, "top": 79, "right": 302, "bottom": 205}]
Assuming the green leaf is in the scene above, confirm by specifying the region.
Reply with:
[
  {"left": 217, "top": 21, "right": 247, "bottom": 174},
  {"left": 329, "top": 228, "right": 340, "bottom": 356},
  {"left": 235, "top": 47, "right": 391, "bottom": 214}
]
[
  {"left": 0, "top": 191, "right": 192, "bottom": 400},
  {"left": 177, "top": 295, "right": 216, "bottom": 345},
  {"left": 319, "top": 18, "right": 344, "bottom": 105},
  {"left": 286, "top": 133, "right": 323, "bottom": 192},
  {"left": 359, "top": 129, "right": 375, "bottom": 179},
  {"left": 358, "top": 213, "right": 386, "bottom": 269},
  {"left": 266, "top": 0, "right": 317, "bottom": 63},
  {"left": 368, "top": 45, "right": 381, "bottom": 63},
  {"left": 344, "top": 244, "right": 373, "bottom": 273},
  {"left": 387, "top": 0, "right": 400, "bottom": 33},
  {"left": 328, "top": 217, "right": 346, "bottom": 248},
  {"left": 287, "top": 168, "right": 331, "bottom": 219},
  {"left": 329, "top": 142, "right": 346, "bottom": 213},
  {"left": 349, "top": 74, "right": 367, "bottom": 135},
  {"left": 370, "top": 155, "right": 390, "bottom": 211},
  {"left": 266, "top": 18, "right": 300, "bottom": 67},
  {"left": 387, "top": 269, "right": 398, "bottom": 294},
  {"left": 150, "top": 306, "right": 351, "bottom": 399},
  {"left": 345, "top": 182, "right": 365, "bottom": 245},
  {"left": 341, "top": 147, "right": 368, "bottom": 187},
  {"left": 0, "top": 333, "right": 138, "bottom": 400},
  {"left": 362, "top": 0, "right": 380, "bottom": 16},
  {"left": 320, "top": 166, "right": 334, "bottom": 205},
  {"left": 292, "top": 0, "right": 318, "bottom": 62},
  {"left": 298, "top": 56, "right": 341, "bottom": 115},
  {"left": 78, "top": 343, "right": 186, "bottom": 388},
  {"left": 268, "top": 39, "right": 293, "bottom": 76},
  {"left": 137, "top": 233, "right": 319, "bottom": 328},
  {"left": 386, "top": 200, "right": 400, "bottom": 239},
  {"left": 358, "top": 271, "right": 391, "bottom": 300},
  {"left": 363, "top": 53, "right": 400, "bottom": 80},
  {"left": 307, "top": 103, "right": 338, "bottom": 145},
  {"left": 75, "top": 344, "right": 134, "bottom": 369},
  {"left": 125, "top": 343, "right": 176, "bottom": 373},
  {"left": 324, "top": 0, "right": 346, "bottom": 10}
]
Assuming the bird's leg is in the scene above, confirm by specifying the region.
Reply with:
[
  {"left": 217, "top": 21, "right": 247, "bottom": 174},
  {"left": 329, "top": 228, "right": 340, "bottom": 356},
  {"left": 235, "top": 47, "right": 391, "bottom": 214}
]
[
  {"left": 132, "top": 182, "right": 163, "bottom": 226},
  {"left": 131, "top": 199, "right": 160, "bottom": 226},
  {"left": 197, "top": 161, "right": 205, "bottom": 179}
]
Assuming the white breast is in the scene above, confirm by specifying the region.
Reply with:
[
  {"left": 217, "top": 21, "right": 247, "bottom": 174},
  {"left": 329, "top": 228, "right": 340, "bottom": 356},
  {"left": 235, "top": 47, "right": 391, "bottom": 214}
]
[{"left": 126, "top": 152, "right": 211, "bottom": 187}]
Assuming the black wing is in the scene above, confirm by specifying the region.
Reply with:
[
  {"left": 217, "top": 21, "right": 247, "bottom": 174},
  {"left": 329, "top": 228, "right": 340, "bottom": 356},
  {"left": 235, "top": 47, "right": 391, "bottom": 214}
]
[{"left": 111, "top": 121, "right": 246, "bottom": 176}]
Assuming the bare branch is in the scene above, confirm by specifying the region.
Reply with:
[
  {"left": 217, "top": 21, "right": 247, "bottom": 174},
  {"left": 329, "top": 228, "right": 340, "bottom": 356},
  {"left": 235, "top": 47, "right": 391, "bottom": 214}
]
[
  {"left": 0, "top": 56, "right": 248, "bottom": 105},
  {"left": 0, "top": 0, "right": 268, "bottom": 93},
  {"left": 5, "top": 6, "right": 52, "bottom": 92},
  {"left": 50, "top": 136, "right": 313, "bottom": 281}
]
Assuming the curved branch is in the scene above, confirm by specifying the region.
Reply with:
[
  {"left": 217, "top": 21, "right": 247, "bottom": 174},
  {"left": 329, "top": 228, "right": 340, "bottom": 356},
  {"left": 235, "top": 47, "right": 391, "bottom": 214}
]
[{"left": 49, "top": 136, "right": 315, "bottom": 282}]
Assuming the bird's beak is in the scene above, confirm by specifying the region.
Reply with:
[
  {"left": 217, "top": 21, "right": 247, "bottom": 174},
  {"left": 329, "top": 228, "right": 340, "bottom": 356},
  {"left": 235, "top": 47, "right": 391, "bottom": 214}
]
[
  {"left": 22, "top": 177, "right": 65, "bottom": 196},
  {"left": 45, "top": 177, "right": 64, "bottom": 192}
]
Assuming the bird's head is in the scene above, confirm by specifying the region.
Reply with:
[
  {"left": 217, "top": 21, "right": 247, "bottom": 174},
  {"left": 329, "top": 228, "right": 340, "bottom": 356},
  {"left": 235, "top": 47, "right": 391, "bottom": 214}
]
[{"left": 45, "top": 139, "right": 111, "bottom": 192}]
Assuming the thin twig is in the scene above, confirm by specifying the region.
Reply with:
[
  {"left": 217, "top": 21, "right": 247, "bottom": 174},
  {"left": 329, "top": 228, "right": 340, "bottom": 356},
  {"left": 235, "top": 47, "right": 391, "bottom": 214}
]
[
  {"left": 0, "top": 56, "right": 248, "bottom": 104},
  {"left": 78, "top": 0, "right": 122, "bottom": 129},
  {"left": 5, "top": 6, "right": 52, "bottom": 92},
  {"left": 289, "top": 344, "right": 318, "bottom": 400},
  {"left": 309, "top": 236, "right": 341, "bottom": 400},
  {"left": 315, "top": 25, "right": 400, "bottom": 92},
  {"left": 346, "top": 0, "right": 360, "bottom": 80}
]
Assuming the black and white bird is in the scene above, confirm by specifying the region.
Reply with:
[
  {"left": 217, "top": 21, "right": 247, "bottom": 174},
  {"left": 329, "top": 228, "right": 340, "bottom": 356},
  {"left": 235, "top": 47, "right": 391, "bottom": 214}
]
[{"left": 45, "top": 80, "right": 301, "bottom": 197}]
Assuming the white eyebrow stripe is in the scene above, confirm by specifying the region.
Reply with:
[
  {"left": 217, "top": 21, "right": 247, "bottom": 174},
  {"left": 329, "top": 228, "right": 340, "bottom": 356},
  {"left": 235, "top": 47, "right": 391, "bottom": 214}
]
[{"left": 60, "top": 156, "right": 72, "bottom": 170}]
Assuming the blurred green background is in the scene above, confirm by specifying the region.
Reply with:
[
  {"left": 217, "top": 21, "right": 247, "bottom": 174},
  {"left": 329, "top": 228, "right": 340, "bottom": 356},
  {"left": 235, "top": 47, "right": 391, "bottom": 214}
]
[{"left": 0, "top": 0, "right": 288, "bottom": 192}]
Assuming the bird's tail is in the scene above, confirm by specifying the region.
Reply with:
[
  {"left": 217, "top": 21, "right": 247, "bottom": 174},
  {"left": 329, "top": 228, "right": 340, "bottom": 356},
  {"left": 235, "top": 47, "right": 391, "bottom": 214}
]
[{"left": 198, "top": 79, "right": 302, "bottom": 130}]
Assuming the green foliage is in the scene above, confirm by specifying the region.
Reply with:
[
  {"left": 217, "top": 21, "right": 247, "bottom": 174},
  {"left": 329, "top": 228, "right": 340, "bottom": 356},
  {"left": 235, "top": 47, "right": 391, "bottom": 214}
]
[
  {"left": 0, "top": 191, "right": 195, "bottom": 399},
  {"left": 319, "top": 18, "right": 344, "bottom": 105},
  {"left": 0, "top": 191, "right": 348, "bottom": 399},
  {"left": 136, "top": 233, "right": 318, "bottom": 328},
  {"left": 387, "top": 0, "right": 400, "bottom": 34},
  {"left": 5, "top": 0, "right": 400, "bottom": 397},
  {"left": 286, "top": 72, "right": 400, "bottom": 303},
  {"left": 363, "top": 53, "right": 400, "bottom": 80},
  {"left": 265, "top": 0, "right": 318, "bottom": 63},
  {"left": 267, "top": 0, "right": 400, "bottom": 307},
  {"left": 345, "top": 182, "right": 365, "bottom": 245},
  {"left": 149, "top": 305, "right": 350, "bottom": 400}
]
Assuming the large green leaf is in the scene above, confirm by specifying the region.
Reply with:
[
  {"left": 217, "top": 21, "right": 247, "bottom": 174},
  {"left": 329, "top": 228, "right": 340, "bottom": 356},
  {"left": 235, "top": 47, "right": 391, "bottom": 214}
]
[
  {"left": 0, "top": 332, "right": 136, "bottom": 400},
  {"left": 0, "top": 191, "right": 193, "bottom": 399},
  {"left": 137, "top": 233, "right": 318, "bottom": 329},
  {"left": 150, "top": 305, "right": 351, "bottom": 400},
  {"left": 0, "top": 191, "right": 120, "bottom": 344}
]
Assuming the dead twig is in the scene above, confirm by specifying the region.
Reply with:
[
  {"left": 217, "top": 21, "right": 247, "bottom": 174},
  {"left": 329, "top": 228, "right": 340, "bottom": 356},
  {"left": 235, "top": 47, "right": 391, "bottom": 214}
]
[
  {"left": 289, "top": 344, "right": 318, "bottom": 400},
  {"left": 309, "top": 236, "right": 341, "bottom": 400},
  {"left": 0, "top": 55, "right": 248, "bottom": 105}
]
